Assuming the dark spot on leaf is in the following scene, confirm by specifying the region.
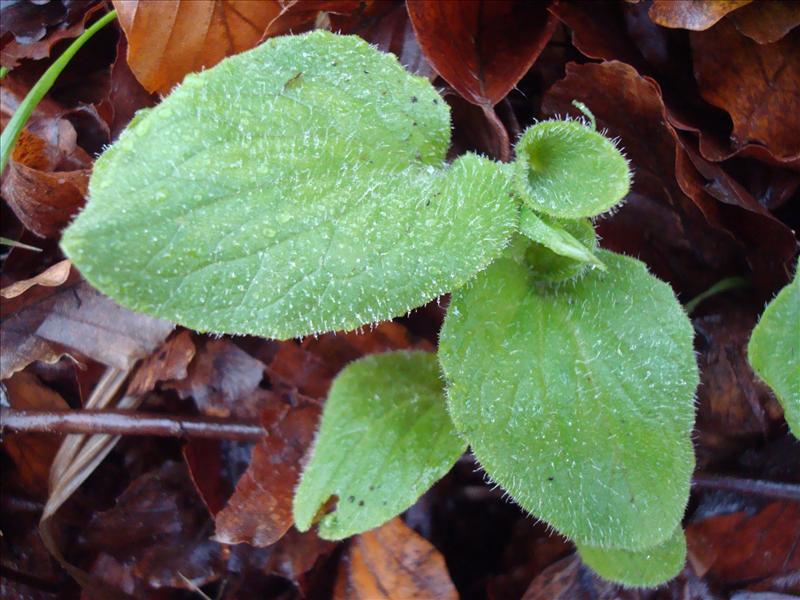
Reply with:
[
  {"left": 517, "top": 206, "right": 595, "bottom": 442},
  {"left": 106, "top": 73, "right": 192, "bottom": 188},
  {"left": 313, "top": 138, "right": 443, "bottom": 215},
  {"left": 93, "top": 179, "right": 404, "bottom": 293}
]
[
  {"left": 347, "top": 495, "right": 355, "bottom": 503},
  {"left": 358, "top": 500, "right": 364, "bottom": 506},
  {"left": 411, "top": 95, "right": 418, "bottom": 103}
]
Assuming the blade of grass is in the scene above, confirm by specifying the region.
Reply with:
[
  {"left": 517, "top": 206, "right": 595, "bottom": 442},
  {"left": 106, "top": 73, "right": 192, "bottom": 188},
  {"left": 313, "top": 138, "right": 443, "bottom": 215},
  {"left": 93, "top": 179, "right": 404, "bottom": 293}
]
[{"left": 0, "top": 9, "right": 117, "bottom": 173}]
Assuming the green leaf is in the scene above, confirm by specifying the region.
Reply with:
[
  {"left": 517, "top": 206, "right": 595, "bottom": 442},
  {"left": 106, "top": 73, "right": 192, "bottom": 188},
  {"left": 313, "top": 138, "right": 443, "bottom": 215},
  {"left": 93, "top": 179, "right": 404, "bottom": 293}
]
[
  {"left": 519, "top": 207, "right": 604, "bottom": 281},
  {"left": 439, "top": 250, "right": 698, "bottom": 550},
  {"left": 748, "top": 260, "right": 800, "bottom": 437},
  {"left": 577, "top": 526, "right": 686, "bottom": 587},
  {"left": 61, "top": 31, "right": 515, "bottom": 339},
  {"left": 293, "top": 350, "right": 465, "bottom": 539},
  {"left": 513, "top": 119, "right": 630, "bottom": 219}
]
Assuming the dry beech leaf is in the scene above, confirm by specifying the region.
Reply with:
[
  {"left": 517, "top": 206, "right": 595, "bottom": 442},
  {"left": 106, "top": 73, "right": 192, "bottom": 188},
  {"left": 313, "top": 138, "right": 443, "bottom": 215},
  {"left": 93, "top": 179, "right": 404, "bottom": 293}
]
[
  {"left": 0, "top": 259, "right": 72, "bottom": 299},
  {"left": 125, "top": 330, "right": 196, "bottom": 396},
  {"left": 407, "top": 0, "right": 557, "bottom": 108},
  {"left": 334, "top": 517, "right": 457, "bottom": 600},
  {"left": 648, "top": 0, "right": 752, "bottom": 31},
  {"left": 213, "top": 400, "right": 320, "bottom": 547},
  {"left": 113, "top": 0, "right": 363, "bottom": 94},
  {"left": 691, "top": 20, "right": 800, "bottom": 162},
  {"left": 728, "top": 0, "right": 800, "bottom": 44}
]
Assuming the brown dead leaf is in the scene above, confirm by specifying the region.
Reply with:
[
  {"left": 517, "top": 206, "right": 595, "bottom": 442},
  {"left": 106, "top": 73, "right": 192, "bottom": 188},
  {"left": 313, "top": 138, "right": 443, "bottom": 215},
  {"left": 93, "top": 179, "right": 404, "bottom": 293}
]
[
  {"left": 2, "top": 370, "right": 69, "bottom": 497},
  {"left": 213, "top": 398, "right": 320, "bottom": 547},
  {"left": 113, "top": 0, "right": 363, "bottom": 95},
  {"left": 165, "top": 338, "right": 264, "bottom": 418},
  {"left": 691, "top": 20, "right": 800, "bottom": 163},
  {"left": 407, "top": 0, "right": 556, "bottom": 108},
  {"left": 728, "top": 0, "right": 800, "bottom": 44},
  {"left": 334, "top": 517, "right": 457, "bottom": 599},
  {"left": 649, "top": 0, "right": 752, "bottom": 31},
  {"left": 125, "top": 330, "right": 196, "bottom": 396},
  {"left": 686, "top": 501, "right": 800, "bottom": 586},
  {"left": 1, "top": 270, "right": 173, "bottom": 380},
  {"left": 1, "top": 259, "right": 71, "bottom": 299}
]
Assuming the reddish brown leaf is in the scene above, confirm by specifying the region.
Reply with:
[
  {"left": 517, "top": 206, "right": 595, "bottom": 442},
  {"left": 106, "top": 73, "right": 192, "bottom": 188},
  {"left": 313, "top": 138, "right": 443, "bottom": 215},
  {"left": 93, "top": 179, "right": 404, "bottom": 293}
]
[
  {"left": 165, "top": 338, "right": 265, "bottom": 418},
  {"left": 125, "top": 330, "right": 196, "bottom": 396},
  {"left": 728, "top": 0, "right": 800, "bottom": 44},
  {"left": 113, "top": 0, "right": 363, "bottom": 94},
  {"left": 0, "top": 0, "right": 103, "bottom": 69},
  {"left": 2, "top": 370, "right": 69, "bottom": 497},
  {"left": 686, "top": 501, "right": 800, "bottom": 586},
  {"left": 334, "top": 517, "right": 458, "bottom": 600},
  {"left": 0, "top": 259, "right": 71, "bottom": 299},
  {"left": 691, "top": 20, "right": 800, "bottom": 163},
  {"left": 446, "top": 88, "right": 511, "bottom": 161},
  {"left": 1, "top": 269, "right": 173, "bottom": 380},
  {"left": 407, "top": 0, "right": 556, "bottom": 107},
  {"left": 213, "top": 399, "right": 320, "bottom": 547},
  {"left": 648, "top": 0, "right": 752, "bottom": 31}
]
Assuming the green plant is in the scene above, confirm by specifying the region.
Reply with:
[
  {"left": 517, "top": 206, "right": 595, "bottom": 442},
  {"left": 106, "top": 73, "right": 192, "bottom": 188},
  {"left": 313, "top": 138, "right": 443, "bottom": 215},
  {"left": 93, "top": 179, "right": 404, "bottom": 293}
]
[{"left": 61, "top": 31, "right": 702, "bottom": 586}]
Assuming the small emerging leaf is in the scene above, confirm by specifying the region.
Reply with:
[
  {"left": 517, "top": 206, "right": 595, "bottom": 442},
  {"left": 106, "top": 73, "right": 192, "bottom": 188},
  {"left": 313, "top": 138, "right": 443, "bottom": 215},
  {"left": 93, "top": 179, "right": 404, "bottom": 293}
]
[
  {"left": 577, "top": 526, "right": 686, "bottom": 587},
  {"left": 61, "top": 31, "right": 515, "bottom": 339},
  {"left": 513, "top": 119, "right": 630, "bottom": 218},
  {"left": 519, "top": 207, "right": 604, "bottom": 281},
  {"left": 439, "top": 250, "right": 698, "bottom": 550},
  {"left": 748, "top": 260, "right": 800, "bottom": 437},
  {"left": 293, "top": 350, "right": 465, "bottom": 540}
]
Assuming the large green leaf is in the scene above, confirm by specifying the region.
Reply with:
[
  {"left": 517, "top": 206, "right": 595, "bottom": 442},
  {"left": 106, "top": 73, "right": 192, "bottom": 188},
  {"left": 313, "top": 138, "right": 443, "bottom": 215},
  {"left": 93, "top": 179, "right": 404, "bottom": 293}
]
[
  {"left": 439, "top": 250, "right": 698, "bottom": 550},
  {"left": 577, "top": 526, "right": 686, "bottom": 587},
  {"left": 293, "top": 350, "right": 465, "bottom": 539},
  {"left": 748, "top": 260, "right": 800, "bottom": 437},
  {"left": 513, "top": 119, "right": 630, "bottom": 219},
  {"left": 61, "top": 31, "right": 515, "bottom": 339}
]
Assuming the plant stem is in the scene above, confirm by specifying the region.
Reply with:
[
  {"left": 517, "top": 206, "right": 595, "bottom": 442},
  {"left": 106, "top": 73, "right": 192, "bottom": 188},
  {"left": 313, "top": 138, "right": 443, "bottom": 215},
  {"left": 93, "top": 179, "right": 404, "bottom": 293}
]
[
  {"left": 685, "top": 276, "right": 750, "bottom": 314},
  {"left": 1, "top": 408, "right": 264, "bottom": 442},
  {"left": 692, "top": 472, "right": 800, "bottom": 503},
  {"left": 0, "top": 9, "right": 117, "bottom": 174}
]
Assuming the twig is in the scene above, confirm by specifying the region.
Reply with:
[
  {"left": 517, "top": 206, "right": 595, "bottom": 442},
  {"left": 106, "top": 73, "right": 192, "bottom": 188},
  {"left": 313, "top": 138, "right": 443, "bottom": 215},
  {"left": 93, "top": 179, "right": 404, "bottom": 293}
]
[
  {"left": 692, "top": 472, "right": 800, "bottom": 503},
  {"left": 1, "top": 408, "right": 265, "bottom": 442}
]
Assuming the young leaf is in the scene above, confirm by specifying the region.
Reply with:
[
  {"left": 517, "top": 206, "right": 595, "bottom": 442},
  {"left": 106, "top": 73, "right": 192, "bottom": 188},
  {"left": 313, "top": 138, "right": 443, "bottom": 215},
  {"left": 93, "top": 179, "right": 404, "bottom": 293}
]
[
  {"left": 61, "top": 31, "right": 516, "bottom": 339},
  {"left": 513, "top": 119, "right": 630, "bottom": 219},
  {"left": 577, "top": 526, "right": 687, "bottom": 587},
  {"left": 519, "top": 207, "right": 605, "bottom": 281},
  {"left": 439, "top": 250, "right": 698, "bottom": 550},
  {"left": 293, "top": 350, "right": 465, "bottom": 540},
  {"left": 748, "top": 260, "right": 800, "bottom": 437}
]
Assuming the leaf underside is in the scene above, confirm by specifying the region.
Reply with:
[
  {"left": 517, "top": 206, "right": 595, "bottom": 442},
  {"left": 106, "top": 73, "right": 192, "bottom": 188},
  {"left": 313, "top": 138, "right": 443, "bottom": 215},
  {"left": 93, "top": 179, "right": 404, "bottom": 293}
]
[
  {"left": 439, "top": 250, "right": 698, "bottom": 550},
  {"left": 62, "top": 31, "right": 515, "bottom": 339},
  {"left": 748, "top": 260, "right": 800, "bottom": 437},
  {"left": 293, "top": 351, "right": 465, "bottom": 539},
  {"left": 577, "top": 526, "right": 687, "bottom": 587}
]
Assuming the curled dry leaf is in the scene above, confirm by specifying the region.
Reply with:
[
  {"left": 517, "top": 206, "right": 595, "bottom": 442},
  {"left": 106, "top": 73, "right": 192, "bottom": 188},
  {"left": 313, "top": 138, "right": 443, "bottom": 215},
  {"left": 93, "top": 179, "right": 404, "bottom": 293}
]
[
  {"left": 113, "top": 0, "right": 364, "bottom": 94},
  {"left": 0, "top": 268, "right": 172, "bottom": 379},
  {"left": 728, "top": 0, "right": 800, "bottom": 44},
  {"left": 0, "top": 258, "right": 71, "bottom": 298},
  {"left": 334, "top": 517, "right": 458, "bottom": 600},
  {"left": 213, "top": 399, "right": 320, "bottom": 547},
  {"left": 125, "top": 329, "right": 196, "bottom": 396},
  {"left": 648, "top": 0, "right": 752, "bottom": 31},
  {"left": 691, "top": 20, "right": 800, "bottom": 163},
  {"left": 407, "top": 0, "right": 556, "bottom": 108}
]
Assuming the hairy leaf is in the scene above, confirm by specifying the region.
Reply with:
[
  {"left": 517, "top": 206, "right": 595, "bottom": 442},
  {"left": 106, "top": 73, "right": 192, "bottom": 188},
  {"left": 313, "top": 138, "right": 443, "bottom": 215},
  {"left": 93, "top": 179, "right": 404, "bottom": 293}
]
[
  {"left": 748, "top": 261, "right": 800, "bottom": 437},
  {"left": 513, "top": 119, "right": 630, "bottom": 219},
  {"left": 519, "top": 207, "right": 604, "bottom": 281},
  {"left": 439, "top": 250, "right": 698, "bottom": 549},
  {"left": 61, "top": 31, "right": 515, "bottom": 340},
  {"left": 577, "top": 526, "right": 687, "bottom": 587},
  {"left": 293, "top": 351, "right": 465, "bottom": 540}
]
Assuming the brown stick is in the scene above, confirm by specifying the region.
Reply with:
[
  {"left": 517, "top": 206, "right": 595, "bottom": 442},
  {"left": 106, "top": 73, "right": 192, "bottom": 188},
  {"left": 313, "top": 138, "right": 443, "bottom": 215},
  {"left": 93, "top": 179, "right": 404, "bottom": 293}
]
[
  {"left": 1, "top": 408, "right": 264, "bottom": 442},
  {"left": 691, "top": 472, "right": 800, "bottom": 503}
]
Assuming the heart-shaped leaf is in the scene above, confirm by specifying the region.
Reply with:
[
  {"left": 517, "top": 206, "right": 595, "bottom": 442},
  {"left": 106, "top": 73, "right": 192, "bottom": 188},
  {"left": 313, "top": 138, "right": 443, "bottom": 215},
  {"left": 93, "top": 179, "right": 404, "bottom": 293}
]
[
  {"left": 61, "top": 31, "right": 515, "bottom": 339},
  {"left": 439, "top": 250, "right": 698, "bottom": 550},
  {"left": 577, "top": 526, "right": 687, "bottom": 587},
  {"left": 293, "top": 350, "right": 465, "bottom": 539},
  {"left": 513, "top": 119, "right": 630, "bottom": 219},
  {"left": 748, "top": 260, "right": 800, "bottom": 437}
]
